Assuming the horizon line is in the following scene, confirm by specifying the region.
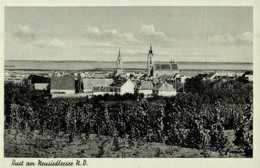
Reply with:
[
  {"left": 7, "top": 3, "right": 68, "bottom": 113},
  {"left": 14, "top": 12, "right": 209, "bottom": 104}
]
[{"left": 4, "top": 59, "right": 253, "bottom": 64}]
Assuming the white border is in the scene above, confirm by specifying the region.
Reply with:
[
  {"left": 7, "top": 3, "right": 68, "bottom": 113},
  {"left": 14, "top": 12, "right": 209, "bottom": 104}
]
[{"left": 0, "top": 0, "right": 259, "bottom": 168}]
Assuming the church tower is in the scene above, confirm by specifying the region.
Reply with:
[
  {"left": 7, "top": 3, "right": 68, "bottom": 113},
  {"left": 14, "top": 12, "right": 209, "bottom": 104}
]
[
  {"left": 116, "top": 48, "right": 122, "bottom": 69},
  {"left": 147, "top": 44, "right": 154, "bottom": 76},
  {"left": 115, "top": 48, "right": 123, "bottom": 77}
]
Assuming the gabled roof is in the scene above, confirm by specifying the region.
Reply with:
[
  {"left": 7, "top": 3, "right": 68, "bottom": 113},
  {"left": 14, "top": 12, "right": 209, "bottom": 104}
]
[
  {"left": 139, "top": 81, "right": 153, "bottom": 90},
  {"left": 139, "top": 74, "right": 148, "bottom": 80},
  {"left": 5, "top": 72, "right": 10, "bottom": 77},
  {"left": 243, "top": 71, "right": 253, "bottom": 76},
  {"left": 29, "top": 75, "right": 50, "bottom": 84},
  {"left": 159, "top": 74, "right": 170, "bottom": 81},
  {"left": 155, "top": 82, "right": 175, "bottom": 91},
  {"left": 83, "top": 78, "right": 113, "bottom": 91},
  {"left": 51, "top": 76, "right": 75, "bottom": 90},
  {"left": 179, "top": 71, "right": 201, "bottom": 77},
  {"left": 205, "top": 72, "right": 216, "bottom": 78}
]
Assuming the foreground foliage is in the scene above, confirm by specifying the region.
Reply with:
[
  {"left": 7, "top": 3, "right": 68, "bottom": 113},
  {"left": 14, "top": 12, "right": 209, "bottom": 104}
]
[{"left": 4, "top": 77, "right": 253, "bottom": 157}]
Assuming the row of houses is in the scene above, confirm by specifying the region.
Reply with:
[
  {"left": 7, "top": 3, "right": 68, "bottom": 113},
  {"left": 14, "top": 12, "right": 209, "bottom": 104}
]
[
  {"left": 26, "top": 69, "right": 253, "bottom": 98},
  {"left": 50, "top": 76, "right": 177, "bottom": 98},
  {"left": 202, "top": 71, "right": 253, "bottom": 82}
]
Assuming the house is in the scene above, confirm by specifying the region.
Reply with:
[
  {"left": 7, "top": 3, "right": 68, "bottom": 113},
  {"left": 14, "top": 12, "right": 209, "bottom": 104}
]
[
  {"left": 28, "top": 75, "right": 50, "bottom": 90},
  {"left": 134, "top": 73, "right": 145, "bottom": 80},
  {"left": 217, "top": 71, "right": 238, "bottom": 77},
  {"left": 114, "top": 68, "right": 124, "bottom": 77},
  {"left": 175, "top": 71, "right": 194, "bottom": 83},
  {"left": 138, "top": 81, "right": 153, "bottom": 97},
  {"left": 179, "top": 70, "right": 200, "bottom": 79},
  {"left": 159, "top": 74, "right": 171, "bottom": 81},
  {"left": 5, "top": 72, "right": 10, "bottom": 77},
  {"left": 139, "top": 74, "right": 149, "bottom": 81},
  {"left": 34, "top": 83, "right": 49, "bottom": 90},
  {"left": 243, "top": 71, "right": 253, "bottom": 82},
  {"left": 82, "top": 78, "right": 113, "bottom": 93},
  {"left": 110, "top": 79, "right": 136, "bottom": 95},
  {"left": 203, "top": 72, "right": 218, "bottom": 81},
  {"left": 219, "top": 76, "right": 229, "bottom": 82},
  {"left": 50, "top": 76, "right": 75, "bottom": 95},
  {"left": 154, "top": 82, "right": 177, "bottom": 97},
  {"left": 92, "top": 86, "right": 115, "bottom": 95}
]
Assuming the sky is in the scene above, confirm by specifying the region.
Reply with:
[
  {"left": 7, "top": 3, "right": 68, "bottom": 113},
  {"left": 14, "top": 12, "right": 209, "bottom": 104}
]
[{"left": 4, "top": 7, "right": 253, "bottom": 62}]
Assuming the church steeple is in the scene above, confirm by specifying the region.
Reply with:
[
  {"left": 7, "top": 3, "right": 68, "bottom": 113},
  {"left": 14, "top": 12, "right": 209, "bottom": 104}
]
[
  {"left": 147, "top": 44, "right": 154, "bottom": 77},
  {"left": 116, "top": 48, "right": 122, "bottom": 69},
  {"left": 118, "top": 48, "right": 121, "bottom": 59},
  {"left": 149, "top": 43, "right": 153, "bottom": 55}
]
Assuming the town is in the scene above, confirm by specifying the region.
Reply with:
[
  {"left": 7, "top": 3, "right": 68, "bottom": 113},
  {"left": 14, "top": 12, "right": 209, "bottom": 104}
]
[
  {"left": 4, "top": 45, "right": 253, "bottom": 99},
  {"left": 4, "top": 6, "right": 253, "bottom": 159}
]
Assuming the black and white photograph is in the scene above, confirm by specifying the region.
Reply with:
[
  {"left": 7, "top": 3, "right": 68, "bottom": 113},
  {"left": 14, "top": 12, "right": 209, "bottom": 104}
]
[{"left": 2, "top": 5, "right": 255, "bottom": 160}]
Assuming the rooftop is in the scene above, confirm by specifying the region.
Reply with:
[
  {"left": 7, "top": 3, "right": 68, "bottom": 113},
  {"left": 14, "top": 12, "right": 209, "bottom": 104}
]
[
  {"left": 153, "top": 63, "right": 178, "bottom": 71},
  {"left": 51, "top": 76, "right": 75, "bottom": 90}
]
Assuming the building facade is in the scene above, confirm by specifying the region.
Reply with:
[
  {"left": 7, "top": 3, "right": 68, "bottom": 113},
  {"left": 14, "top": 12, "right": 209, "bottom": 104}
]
[
  {"left": 138, "top": 81, "right": 153, "bottom": 97},
  {"left": 155, "top": 82, "right": 177, "bottom": 97},
  {"left": 110, "top": 79, "right": 136, "bottom": 95},
  {"left": 153, "top": 62, "right": 180, "bottom": 77}
]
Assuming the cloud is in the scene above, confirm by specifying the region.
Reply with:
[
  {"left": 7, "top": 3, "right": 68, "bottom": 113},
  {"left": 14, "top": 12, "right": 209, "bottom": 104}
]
[
  {"left": 50, "top": 38, "right": 65, "bottom": 48},
  {"left": 84, "top": 26, "right": 101, "bottom": 37},
  {"left": 83, "top": 26, "right": 139, "bottom": 44},
  {"left": 140, "top": 25, "right": 166, "bottom": 39},
  {"left": 15, "top": 25, "right": 35, "bottom": 40},
  {"left": 34, "top": 38, "right": 65, "bottom": 48},
  {"left": 80, "top": 41, "right": 117, "bottom": 48},
  {"left": 118, "top": 33, "right": 139, "bottom": 43},
  {"left": 18, "top": 25, "right": 35, "bottom": 34},
  {"left": 236, "top": 32, "right": 253, "bottom": 43},
  {"left": 208, "top": 32, "right": 253, "bottom": 45},
  {"left": 103, "top": 29, "right": 118, "bottom": 37},
  {"left": 139, "top": 25, "right": 177, "bottom": 44}
]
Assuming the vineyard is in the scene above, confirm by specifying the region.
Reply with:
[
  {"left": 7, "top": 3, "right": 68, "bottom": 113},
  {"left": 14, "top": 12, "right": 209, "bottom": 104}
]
[{"left": 4, "top": 76, "right": 253, "bottom": 158}]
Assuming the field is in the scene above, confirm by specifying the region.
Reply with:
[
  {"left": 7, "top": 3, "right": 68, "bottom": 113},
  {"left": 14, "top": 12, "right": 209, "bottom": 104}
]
[
  {"left": 4, "top": 129, "right": 245, "bottom": 158},
  {"left": 4, "top": 74, "right": 253, "bottom": 158}
]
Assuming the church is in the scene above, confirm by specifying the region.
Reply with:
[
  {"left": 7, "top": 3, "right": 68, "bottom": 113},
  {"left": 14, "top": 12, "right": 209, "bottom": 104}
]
[
  {"left": 146, "top": 45, "right": 180, "bottom": 77},
  {"left": 114, "top": 45, "right": 180, "bottom": 78},
  {"left": 114, "top": 48, "right": 123, "bottom": 76}
]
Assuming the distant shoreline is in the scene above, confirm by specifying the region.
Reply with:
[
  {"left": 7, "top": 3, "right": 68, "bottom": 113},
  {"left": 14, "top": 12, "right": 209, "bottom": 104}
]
[{"left": 4, "top": 59, "right": 253, "bottom": 64}]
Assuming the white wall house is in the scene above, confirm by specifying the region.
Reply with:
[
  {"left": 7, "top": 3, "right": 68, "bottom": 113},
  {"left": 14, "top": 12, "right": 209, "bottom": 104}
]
[
  {"left": 83, "top": 78, "right": 113, "bottom": 93},
  {"left": 246, "top": 74, "right": 253, "bottom": 82},
  {"left": 155, "top": 82, "right": 177, "bottom": 97},
  {"left": 120, "top": 79, "right": 136, "bottom": 95},
  {"left": 203, "top": 72, "right": 219, "bottom": 81},
  {"left": 92, "top": 86, "right": 116, "bottom": 96},
  {"left": 138, "top": 81, "right": 153, "bottom": 97},
  {"left": 110, "top": 79, "right": 136, "bottom": 95},
  {"left": 34, "top": 83, "right": 49, "bottom": 90}
]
